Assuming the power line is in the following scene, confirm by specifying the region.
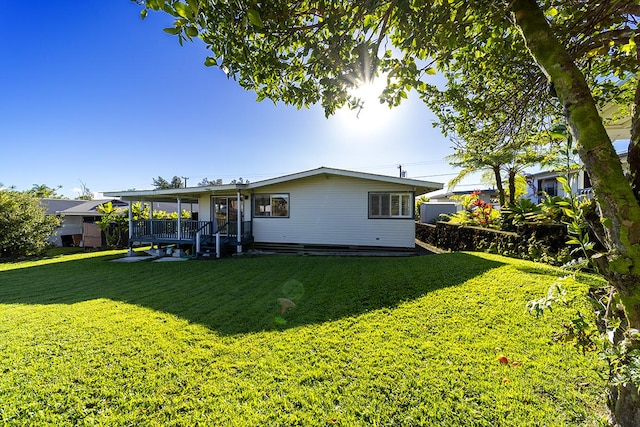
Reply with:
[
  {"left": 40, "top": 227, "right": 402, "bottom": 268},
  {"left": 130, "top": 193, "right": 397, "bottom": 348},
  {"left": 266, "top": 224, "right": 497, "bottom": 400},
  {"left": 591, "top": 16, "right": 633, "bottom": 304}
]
[{"left": 412, "top": 173, "right": 459, "bottom": 178}]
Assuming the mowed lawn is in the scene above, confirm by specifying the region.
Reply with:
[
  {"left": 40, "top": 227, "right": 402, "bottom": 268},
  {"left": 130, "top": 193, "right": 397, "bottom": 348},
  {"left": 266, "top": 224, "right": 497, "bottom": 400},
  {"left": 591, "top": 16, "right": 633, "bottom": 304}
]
[{"left": 0, "top": 250, "right": 608, "bottom": 426}]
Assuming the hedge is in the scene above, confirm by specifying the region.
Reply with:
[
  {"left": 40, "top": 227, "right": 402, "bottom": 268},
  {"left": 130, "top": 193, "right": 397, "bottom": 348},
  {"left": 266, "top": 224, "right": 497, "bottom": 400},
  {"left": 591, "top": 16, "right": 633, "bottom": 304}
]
[{"left": 416, "top": 221, "right": 572, "bottom": 266}]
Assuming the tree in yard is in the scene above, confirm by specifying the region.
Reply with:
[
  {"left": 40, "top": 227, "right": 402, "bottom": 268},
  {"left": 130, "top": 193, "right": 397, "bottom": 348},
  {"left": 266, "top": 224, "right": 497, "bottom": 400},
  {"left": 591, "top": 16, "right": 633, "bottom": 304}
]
[
  {"left": 0, "top": 183, "right": 16, "bottom": 191},
  {"left": 445, "top": 136, "right": 548, "bottom": 208},
  {"left": 75, "top": 180, "right": 94, "bottom": 200},
  {"left": 0, "top": 190, "right": 60, "bottom": 258},
  {"left": 198, "top": 177, "right": 223, "bottom": 186},
  {"left": 152, "top": 176, "right": 184, "bottom": 189},
  {"left": 135, "top": 0, "right": 640, "bottom": 422},
  {"left": 28, "top": 184, "right": 64, "bottom": 199},
  {"left": 421, "top": 20, "right": 559, "bottom": 208}
]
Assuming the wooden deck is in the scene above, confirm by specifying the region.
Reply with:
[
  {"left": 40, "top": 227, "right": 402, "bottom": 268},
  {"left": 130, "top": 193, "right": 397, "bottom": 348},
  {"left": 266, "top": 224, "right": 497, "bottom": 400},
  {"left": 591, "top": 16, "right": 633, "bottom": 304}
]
[{"left": 130, "top": 219, "right": 253, "bottom": 250}]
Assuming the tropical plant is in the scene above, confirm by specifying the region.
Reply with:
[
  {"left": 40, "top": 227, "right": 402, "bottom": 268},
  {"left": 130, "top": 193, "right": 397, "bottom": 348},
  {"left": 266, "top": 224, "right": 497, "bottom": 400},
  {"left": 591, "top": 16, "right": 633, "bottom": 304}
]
[
  {"left": 554, "top": 177, "right": 597, "bottom": 271},
  {"left": 446, "top": 191, "right": 500, "bottom": 229},
  {"left": 96, "top": 202, "right": 128, "bottom": 248},
  {"left": 501, "top": 197, "right": 541, "bottom": 225}
]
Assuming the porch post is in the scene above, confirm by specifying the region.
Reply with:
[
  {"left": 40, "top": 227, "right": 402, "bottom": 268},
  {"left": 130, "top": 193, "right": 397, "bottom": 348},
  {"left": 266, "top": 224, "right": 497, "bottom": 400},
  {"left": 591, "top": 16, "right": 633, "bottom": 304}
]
[
  {"left": 127, "top": 200, "right": 134, "bottom": 256},
  {"left": 149, "top": 201, "right": 157, "bottom": 254},
  {"left": 175, "top": 197, "right": 182, "bottom": 257},
  {"left": 236, "top": 190, "right": 242, "bottom": 253}
]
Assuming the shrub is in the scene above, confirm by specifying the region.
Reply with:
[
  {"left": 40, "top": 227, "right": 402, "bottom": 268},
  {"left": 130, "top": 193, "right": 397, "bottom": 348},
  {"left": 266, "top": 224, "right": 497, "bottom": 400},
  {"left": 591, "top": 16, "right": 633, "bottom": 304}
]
[
  {"left": 446, "top": 191, "right": 500, "bottom": 229},
  {"left": 0, "top": 190, "right": 60, "bottom": 259},
  {"left": 415, "top": 221, "right": 572, "bottom": 266}
]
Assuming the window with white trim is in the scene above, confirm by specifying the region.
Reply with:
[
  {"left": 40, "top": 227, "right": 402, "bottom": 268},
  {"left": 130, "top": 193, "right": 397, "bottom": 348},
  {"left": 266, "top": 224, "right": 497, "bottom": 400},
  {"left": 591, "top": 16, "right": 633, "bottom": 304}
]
[
  {"left": 369, "top": 192, "right": 413, "bottom": 218},
  {"left": 254, "top": 193, "right": 289, "bottom": 217}
]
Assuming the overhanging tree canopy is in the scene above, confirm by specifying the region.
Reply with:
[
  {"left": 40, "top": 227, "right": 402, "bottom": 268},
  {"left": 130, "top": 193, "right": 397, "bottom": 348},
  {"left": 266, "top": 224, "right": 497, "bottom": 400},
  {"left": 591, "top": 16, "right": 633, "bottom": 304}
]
[{"left": 134, "top": 0, "right": 640, "bottom": 422}]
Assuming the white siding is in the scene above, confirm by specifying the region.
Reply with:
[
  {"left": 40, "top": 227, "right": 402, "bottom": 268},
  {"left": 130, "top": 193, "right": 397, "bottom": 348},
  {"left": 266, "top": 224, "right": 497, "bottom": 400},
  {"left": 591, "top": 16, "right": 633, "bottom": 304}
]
[
  {"left": 252, "top": 175, "right": 416, "bottom": 248},
  {"left": 198, "top": 195, "right": 212, "bottom": 222}
]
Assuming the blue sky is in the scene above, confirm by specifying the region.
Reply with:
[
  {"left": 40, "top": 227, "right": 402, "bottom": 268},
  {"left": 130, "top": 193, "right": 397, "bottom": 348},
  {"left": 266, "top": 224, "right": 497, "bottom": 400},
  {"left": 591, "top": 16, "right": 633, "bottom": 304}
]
[
  {"left": 0, "top": 1, "right": 469, "bottom": 199},
  {"left": 0, "top": 3, "right": 631, "bottom": 200}
]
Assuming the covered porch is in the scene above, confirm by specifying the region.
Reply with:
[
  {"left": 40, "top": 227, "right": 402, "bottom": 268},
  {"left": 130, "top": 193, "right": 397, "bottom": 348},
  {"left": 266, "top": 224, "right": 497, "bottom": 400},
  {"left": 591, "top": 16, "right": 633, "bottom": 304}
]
[
  {"left": 109, "top": 185, "right": 253, "bottom": 258},
  {"left": 130, "top": 218, "right": 252, "bottom": 257}
]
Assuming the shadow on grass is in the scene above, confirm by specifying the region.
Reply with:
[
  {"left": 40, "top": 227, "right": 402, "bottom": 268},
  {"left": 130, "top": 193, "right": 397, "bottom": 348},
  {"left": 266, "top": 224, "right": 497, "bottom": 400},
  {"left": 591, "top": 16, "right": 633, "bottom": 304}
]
[{"left": 0, "top": 251, "right": 503, "bottom": 335}]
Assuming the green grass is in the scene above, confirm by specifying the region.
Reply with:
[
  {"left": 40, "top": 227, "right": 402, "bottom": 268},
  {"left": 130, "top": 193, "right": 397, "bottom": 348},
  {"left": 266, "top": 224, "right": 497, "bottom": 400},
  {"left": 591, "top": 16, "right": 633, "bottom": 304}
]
[{"left": 0, "top": 250, "right": 608, "bottom": 426}]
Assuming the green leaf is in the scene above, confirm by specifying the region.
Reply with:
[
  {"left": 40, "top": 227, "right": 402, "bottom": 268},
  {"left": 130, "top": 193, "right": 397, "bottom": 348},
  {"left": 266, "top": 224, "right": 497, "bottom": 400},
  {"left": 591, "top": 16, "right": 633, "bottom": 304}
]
[
  {"left": 204, "top": 57, "right": 216, "bottom": 67},
  {"left": 146, "top": 0, "right": 160, "bottom": 10},
  {"left": 425, "top": 67, "right": 437, "bottom": 75},
  {"left": 186, "top": 0, "right": 199, "bottom": 14},
  {"left": 174, "top": 2, "right": 193, "bottom": 19},
  {"left": 620, "top": 38, "right": 636, "bottom": 55},
  {"left": 185, "top": 26, "right": 198, "bottom": 37},
  {"left": 247, "top": 9, "right": 264, "bottom": 28},
  {"left": 163, "top": 27, "right": 181, "bottom": 35},
  {"left": 546, "top": 7, "right": 559, "bottom": 17},
  {"left": 140, "top": 9, "right": 148, "bottom": 20}
]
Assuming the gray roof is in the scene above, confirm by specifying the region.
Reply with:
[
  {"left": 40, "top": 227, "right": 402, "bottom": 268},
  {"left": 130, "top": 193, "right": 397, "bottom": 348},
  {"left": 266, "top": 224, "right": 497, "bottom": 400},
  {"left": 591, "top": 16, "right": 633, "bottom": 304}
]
[
  {"left": 40, "top": 199, "right": 84, "bottom": 215},
  {"left": 40, "top": 199, "right": 126, "bottom": 216}
]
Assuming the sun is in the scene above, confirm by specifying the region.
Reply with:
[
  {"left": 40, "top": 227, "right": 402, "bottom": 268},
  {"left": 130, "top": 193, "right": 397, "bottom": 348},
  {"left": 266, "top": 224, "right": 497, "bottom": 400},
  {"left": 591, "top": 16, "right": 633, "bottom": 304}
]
[{"left": 334, "top": 75, "right": 396, "bottom": 133}]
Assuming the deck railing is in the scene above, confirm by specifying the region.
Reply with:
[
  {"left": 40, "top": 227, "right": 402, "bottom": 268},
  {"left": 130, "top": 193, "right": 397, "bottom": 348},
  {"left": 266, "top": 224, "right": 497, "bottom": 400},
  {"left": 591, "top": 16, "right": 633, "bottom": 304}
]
[
  {"left": 131, "top": 219, "right": 253, "bottom": 243},
  {"left": 131, "top": 220, "right": 212, "bottom": 240}
]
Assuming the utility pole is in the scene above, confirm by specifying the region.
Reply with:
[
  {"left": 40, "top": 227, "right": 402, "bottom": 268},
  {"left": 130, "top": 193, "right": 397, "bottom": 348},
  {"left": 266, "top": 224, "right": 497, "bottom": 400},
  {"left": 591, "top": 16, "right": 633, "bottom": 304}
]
[
  {"left": 181, "top": 177, "right": 189, "bottom": 188},
  {"left": 398, "top": 165, "right": 406, "bottom": 178}
]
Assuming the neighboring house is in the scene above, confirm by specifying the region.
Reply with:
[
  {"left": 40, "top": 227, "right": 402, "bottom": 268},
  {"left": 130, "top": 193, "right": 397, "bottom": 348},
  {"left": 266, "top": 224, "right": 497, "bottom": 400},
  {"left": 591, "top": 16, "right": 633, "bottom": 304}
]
[
  {"left": 600, "top": 101, "right": 632, "bottom": 143},
  {"left": 422, "top": 188, "right": 498, "bottom": 205},
  {"left": 418, "top": 188, "right": 498, "bottom": 223},
  {"left": 104, "top": 167, "right": 442, "bottom": 256},
  {"left": 525, "top": 101, "right": 631, "bottom": 203},
  {"left": 41, "top": 198, "right": 128, "bottom": 247},
  {"left": 524, "top": 150, "right": 629, "bottom": 203}
]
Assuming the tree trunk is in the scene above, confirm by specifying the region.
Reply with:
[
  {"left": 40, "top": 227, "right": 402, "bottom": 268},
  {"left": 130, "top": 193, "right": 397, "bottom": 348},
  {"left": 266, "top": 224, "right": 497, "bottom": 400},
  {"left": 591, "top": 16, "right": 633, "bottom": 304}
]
[
  {"left": 508, "top": 168, "right": 516, "bottom": 206},
  {"left": 629, "top": 78, "right": 640, "bottom": 202},
  {"left": 492, "top": 165, "right": 506, "bottom": 207},
  {"left": 511, "top": 0, "right": 640, "bottom": 424}
]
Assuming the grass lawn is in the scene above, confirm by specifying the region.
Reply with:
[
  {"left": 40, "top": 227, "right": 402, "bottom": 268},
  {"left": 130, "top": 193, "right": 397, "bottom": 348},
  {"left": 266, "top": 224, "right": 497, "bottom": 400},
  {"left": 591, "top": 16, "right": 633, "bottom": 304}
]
[{"left": 0, "top": 250, "right": 608, "bottom": 426}]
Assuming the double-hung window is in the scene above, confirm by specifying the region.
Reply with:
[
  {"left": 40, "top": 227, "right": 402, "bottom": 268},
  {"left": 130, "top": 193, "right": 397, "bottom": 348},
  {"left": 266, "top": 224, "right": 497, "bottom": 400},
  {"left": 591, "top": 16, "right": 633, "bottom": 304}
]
[
  {"left": 254, "top": 193, "right": 289, "bottom": 217},
  {"left": 369, "top": 192, "right": 413, "bottom": 218}
]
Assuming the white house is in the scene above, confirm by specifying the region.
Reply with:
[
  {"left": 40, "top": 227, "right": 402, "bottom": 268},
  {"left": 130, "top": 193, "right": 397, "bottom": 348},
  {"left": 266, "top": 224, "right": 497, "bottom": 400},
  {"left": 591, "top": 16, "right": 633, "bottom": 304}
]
[
  {"left": 525, "top": 100, "right": 631, "bottom": 203},
  {"left": 104, "top": 167, "right": 442, "bottom": 256},
  {"left": 524, "top": 151, "right": 629, "bottom": 203}
]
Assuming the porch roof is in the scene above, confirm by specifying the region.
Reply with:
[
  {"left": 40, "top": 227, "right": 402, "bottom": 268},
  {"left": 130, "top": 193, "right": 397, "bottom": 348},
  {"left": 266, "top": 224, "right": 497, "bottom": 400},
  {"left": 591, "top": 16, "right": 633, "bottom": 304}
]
[
  {"left": 104, "top": 166, "right": 443, "bottom": 201},
  {"left": 102, "top": 184, "right": 242, "bottom": 202}
]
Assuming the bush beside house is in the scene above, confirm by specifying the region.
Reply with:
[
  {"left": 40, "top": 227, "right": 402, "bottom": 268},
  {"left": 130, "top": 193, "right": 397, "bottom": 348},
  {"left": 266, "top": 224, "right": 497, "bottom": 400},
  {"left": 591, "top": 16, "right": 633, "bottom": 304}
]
[{"left": 0, "top": 190, "right": 60, "bottom": 259}]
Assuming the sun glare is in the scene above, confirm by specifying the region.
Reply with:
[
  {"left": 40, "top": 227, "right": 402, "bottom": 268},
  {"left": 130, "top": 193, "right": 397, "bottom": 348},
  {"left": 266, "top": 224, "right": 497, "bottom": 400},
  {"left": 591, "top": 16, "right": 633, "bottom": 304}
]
[{"left": 335, "top": 75, "right": 396, "bottom": 133}]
